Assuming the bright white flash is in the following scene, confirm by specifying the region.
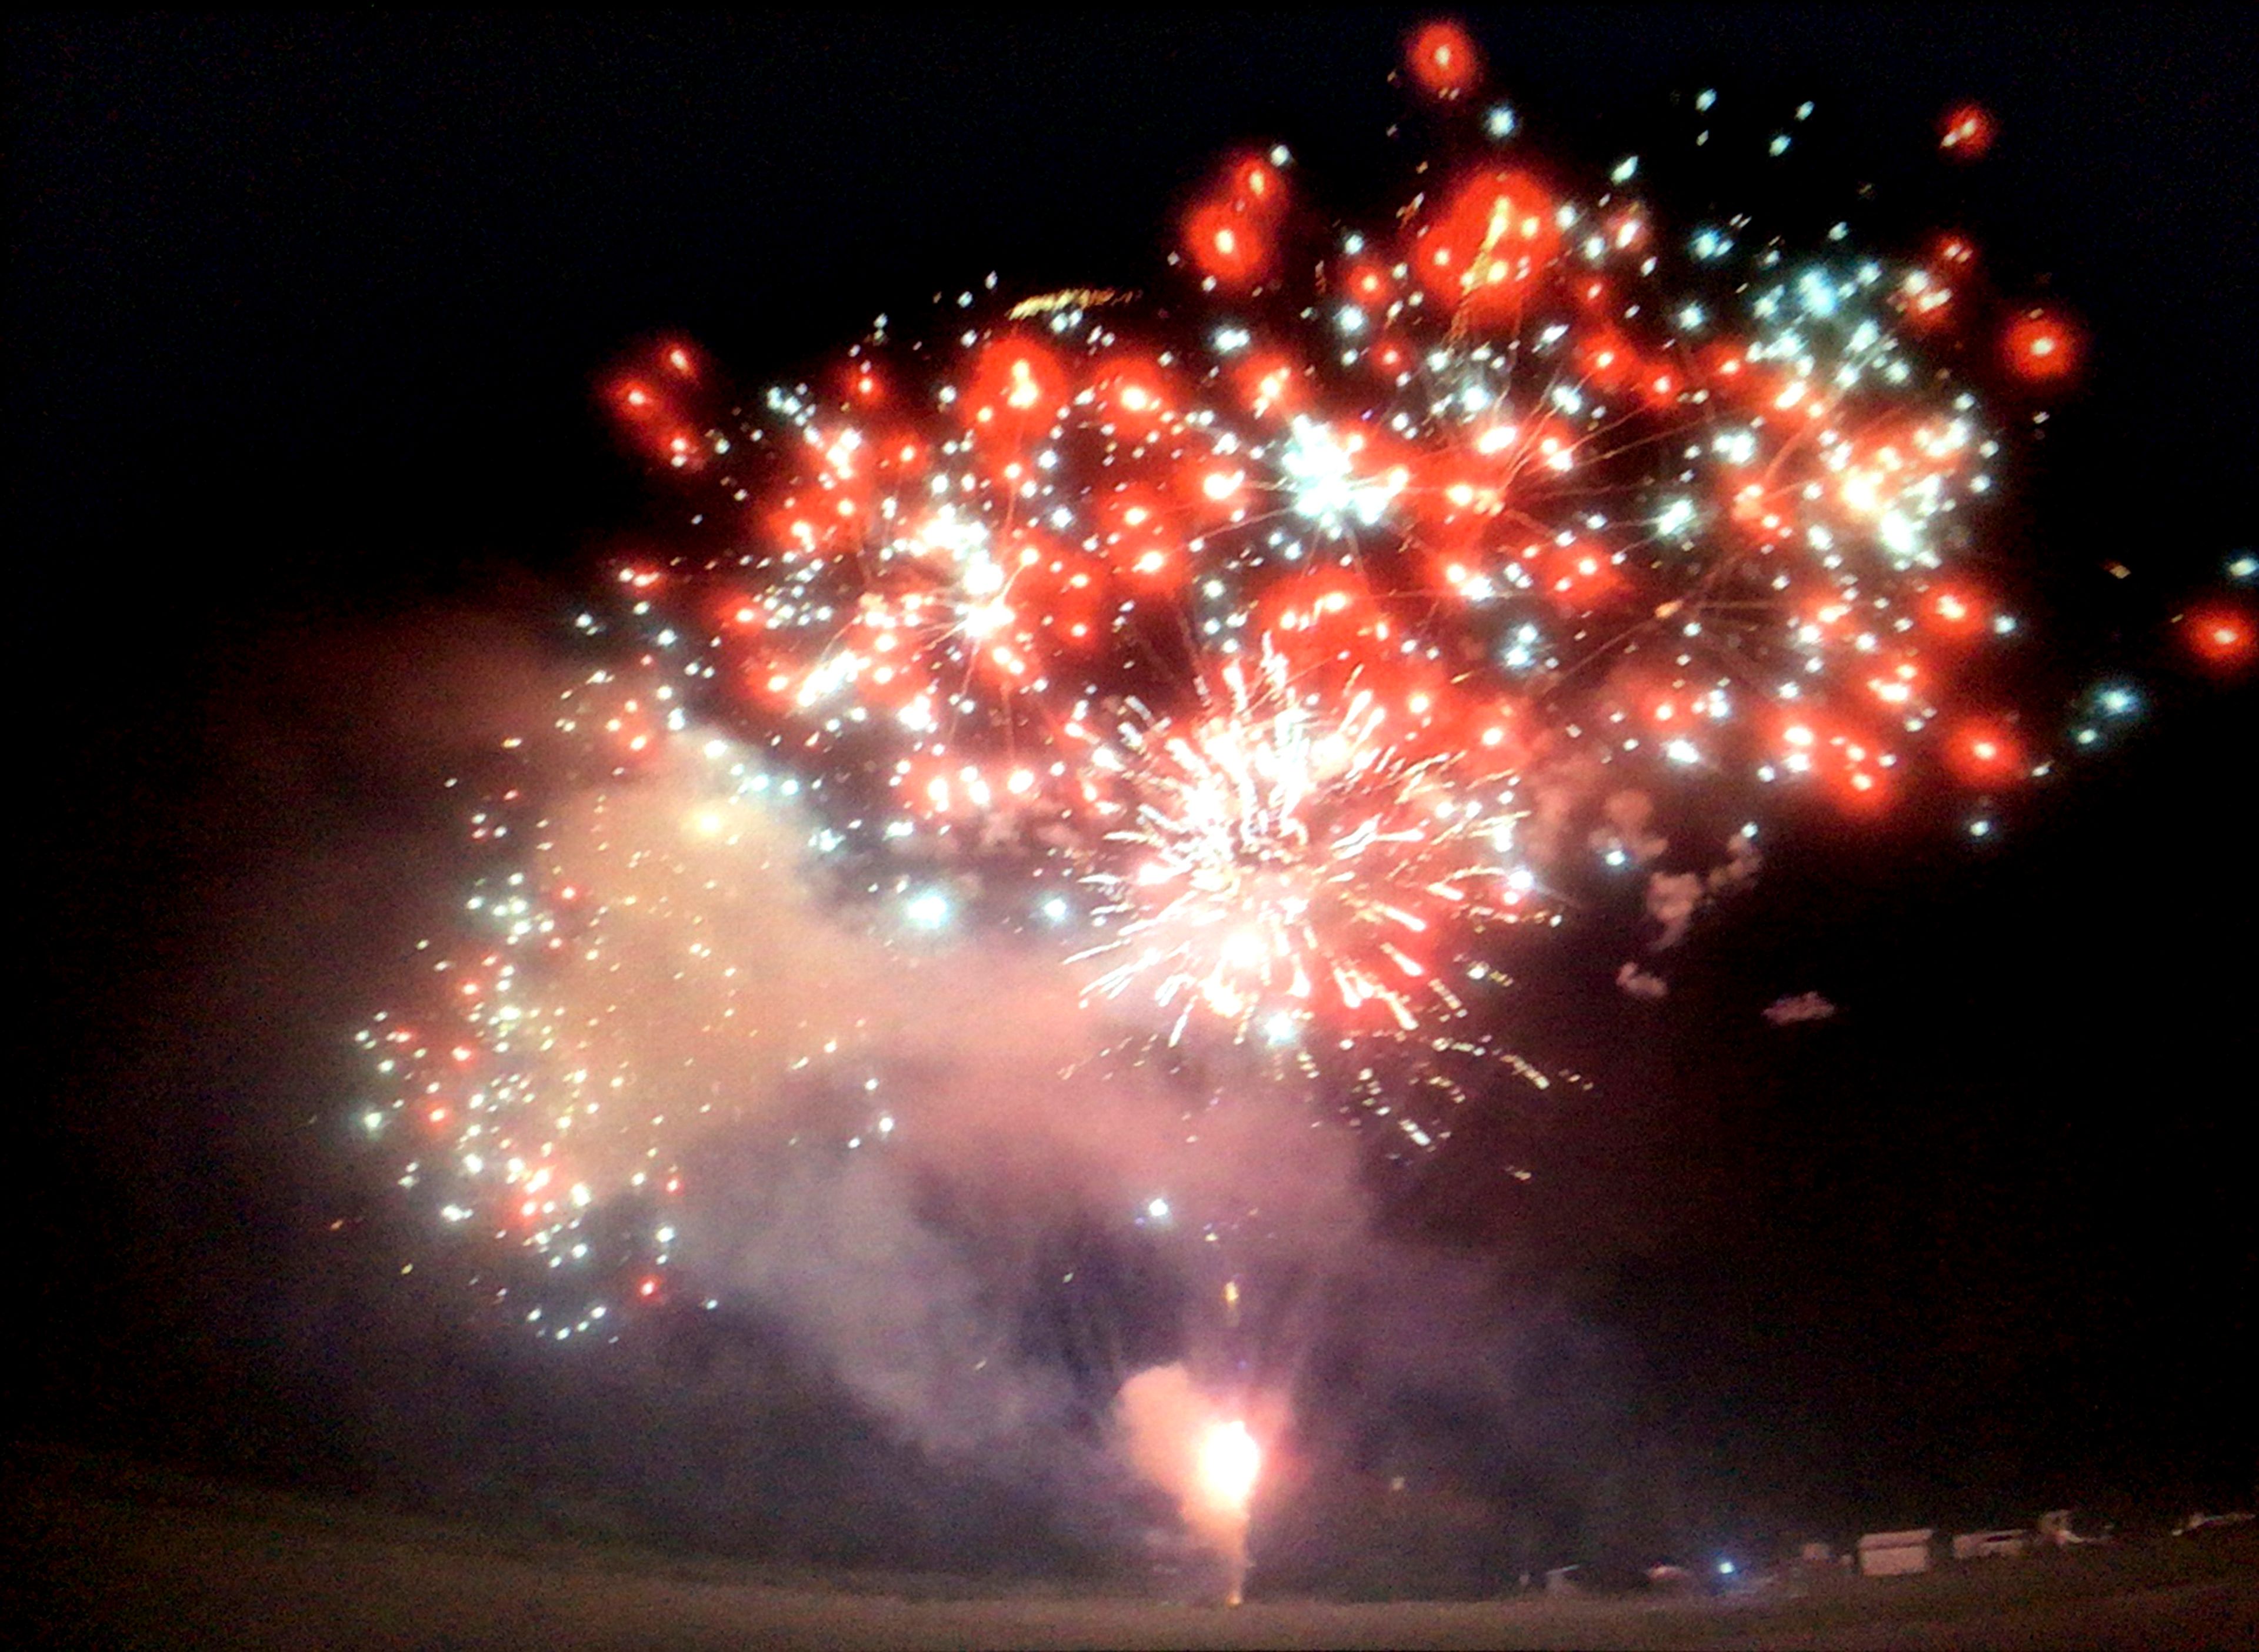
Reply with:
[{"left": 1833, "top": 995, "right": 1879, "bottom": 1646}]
[
  {"left": 1198, "top": 1420, "right": 1261, "bottom": 1512},
  {"left": 1281, "top": 418, "right": 1401, "bottom": 535}
]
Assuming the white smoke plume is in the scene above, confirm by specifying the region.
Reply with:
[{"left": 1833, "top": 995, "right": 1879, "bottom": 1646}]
[{"left": 179, "top": 606, "right": 1744, "bottom": 1580}]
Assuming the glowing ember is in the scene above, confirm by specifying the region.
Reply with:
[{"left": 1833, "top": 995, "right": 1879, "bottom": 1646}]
[
  {"left": 2183, "top": 604, "right": 2254, "bottom": 669},
  {"left": 1939, "top": 101, "right": 1995, "bottom": 159},
  {"left": 2005, "top": 308, "right": 2081, "bottom": 383},
  {"left": 1198, "top": 1419, "right": 1262, "bottom": 1513},
  {"left": 1406, "top": 20, "right": 1483, "bottom": 102}
]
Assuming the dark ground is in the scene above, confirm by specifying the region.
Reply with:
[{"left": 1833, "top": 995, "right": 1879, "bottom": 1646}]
[{"left": 15, "top": 1449, "right": 2257, "bottom": 1651}]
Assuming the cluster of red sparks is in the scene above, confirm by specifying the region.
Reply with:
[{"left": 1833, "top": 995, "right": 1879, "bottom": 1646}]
[
  {"left": 597, "top": 20, "right": 2133, "bottom": 1063},
  {"left": 354, "top": 19, "right": 2254, "bottom": 1344}
]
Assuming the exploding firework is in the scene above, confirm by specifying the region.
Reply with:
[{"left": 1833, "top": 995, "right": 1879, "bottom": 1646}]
[
  {"left": 1075, "top": 641, "right": 1537, "bottom": 1047},
  {"left": 361, "top": 27, "right": 2080, "bottom": 1337},
  {"left": 602, "top": 93, "right": 2040, "bottom": 1042}
]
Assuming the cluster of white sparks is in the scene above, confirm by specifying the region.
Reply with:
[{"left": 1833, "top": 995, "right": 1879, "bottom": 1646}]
[{"left": 1077, "top": 643, "right": 1535, "bottom": 1047}]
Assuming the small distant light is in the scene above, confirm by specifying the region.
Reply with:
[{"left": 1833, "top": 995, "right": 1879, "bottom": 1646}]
[
  {"left": 1970, "top": 819, "right": 1993, "bottom": 838},
  {"left": 1718, "top": 1559, "right": 1737, "bottom": 1576},
  {"left": 906, "top": 890, "right": 951, "bottom": 929},
  {"left": 1146, "top": 1197, "right": 1171, "bottom": 1222},
  {"left": 2229, "top": 553, "right": 2258, "bottom": 582}
]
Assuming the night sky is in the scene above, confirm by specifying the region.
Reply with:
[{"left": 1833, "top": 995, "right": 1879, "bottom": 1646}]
[{"left": 17, "top": 11, "right": 2257, "bottom": 1586}]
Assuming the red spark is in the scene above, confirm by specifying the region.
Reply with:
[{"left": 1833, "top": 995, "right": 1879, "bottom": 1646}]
[
  {"left": 1945, "top": 720, "right": 2025, "bottom": 785},
  {"left": 1940, "top": 102, "right": 1994, "bottom": 160},
  {"left": 1406, "top": 20, "right": 1482, "bottom": 101},
  {"left": 1184, "top": 197, "right": 1271, "bottom": 286},
  {"left": 2004, "top": 308, "right": 2081, "bottom": 383},
  {"left": 2183, "top": 604, "right": 2254, "bottom": 669},
  {"left": 1224, "top": 152, "right": 1288, "bottom": 222},
  {"left": 1412, "top": 168, "right": 1560, "bottom": 323}
]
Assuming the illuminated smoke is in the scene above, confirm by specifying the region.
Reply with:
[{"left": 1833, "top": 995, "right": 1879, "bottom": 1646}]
[
  {"left": 1615, "top": 961, "right": 1670, "bottom": 1000},
  {"left": 1116, "top": 1363, "right": 1265, "bottom": 1604},
  {"left": 1764, "top": 990, "right": 1838, "bottom": 1025}
]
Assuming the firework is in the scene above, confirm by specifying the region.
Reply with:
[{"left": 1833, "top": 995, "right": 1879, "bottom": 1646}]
[
  {"left": 364, "top": 29, "right": 2075, "bottom": 1329},
  {"left": 607, "top": 87, "right": 2039, "bottom": 1027},
  {"left": 1074, "top": 640, "right": 1535, "bottom": 1047}
]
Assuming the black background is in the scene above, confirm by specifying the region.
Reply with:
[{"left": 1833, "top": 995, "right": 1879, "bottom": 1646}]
[{"left": 16, "top": 9, "right": 2256, "bottom": 1569}]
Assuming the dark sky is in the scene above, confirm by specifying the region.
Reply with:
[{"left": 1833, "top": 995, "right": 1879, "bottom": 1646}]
[{"left": 16, "top": 10, "right": 2257, "bottom": 1577}]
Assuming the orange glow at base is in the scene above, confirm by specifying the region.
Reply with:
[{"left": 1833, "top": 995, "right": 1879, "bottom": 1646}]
[{"left": 1198, "top": 1420, "right": 1262, "bottom": 1513}]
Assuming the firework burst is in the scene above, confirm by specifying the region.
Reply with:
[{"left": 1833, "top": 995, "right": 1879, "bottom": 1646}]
[
  {"left": 364, "top": 26, "right": 2081, "bottom": 1331},
  {"left": 1075, "top": 642, "right": 1536, "bottom": 1047},
  {"left": 605, "top": 106, "right": 2033, "bottom": 1037}
]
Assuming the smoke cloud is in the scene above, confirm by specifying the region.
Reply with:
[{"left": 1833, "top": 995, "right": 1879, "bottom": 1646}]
[
  {"left": 1763, "top": 991, "right": 1838, "bottom": 1025},
  {"left": 1594, "top": 788, "right": 1672, "bottom": 867},
  {"left": 99, "top": 602, "right": 1763, "bottom": 1590},
  {"left": 1644, "top": 829, "right": 1764, "bottom": 950},
  {"left": 1115, "top": 1363, "right": 1263, "bottom": 1602},
  {"left": 1615, "top": 962, "right": 1670, "bottom": 1000}
]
